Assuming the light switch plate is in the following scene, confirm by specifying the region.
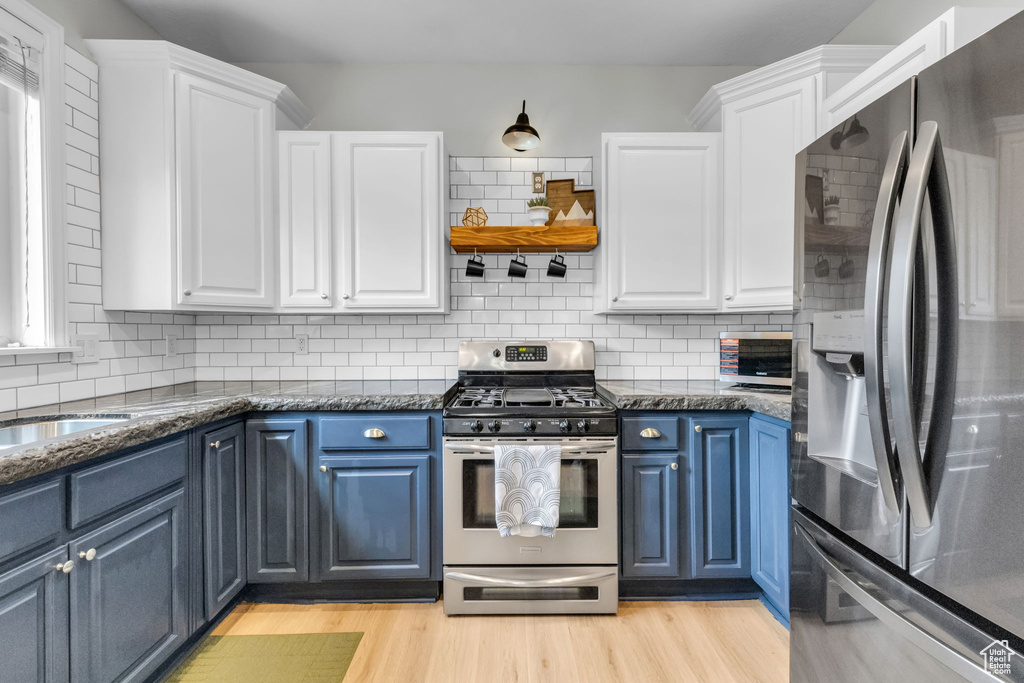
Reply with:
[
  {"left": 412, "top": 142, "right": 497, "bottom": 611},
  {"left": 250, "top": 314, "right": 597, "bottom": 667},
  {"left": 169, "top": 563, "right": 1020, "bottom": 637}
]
[
  {"left": 70, "top": 333, "right": 99, "bottom": 364},
  {"left": 532, "top": 172, "right": 545, "bottom": 193}
]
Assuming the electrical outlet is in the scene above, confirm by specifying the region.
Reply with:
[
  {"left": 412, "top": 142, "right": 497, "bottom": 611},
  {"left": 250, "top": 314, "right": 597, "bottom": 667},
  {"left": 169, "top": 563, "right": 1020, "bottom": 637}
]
[
  {"left": 165, "top": 333, "right": 179, "bottom": 358},
  {"left": 532, "top": 172, "right": 545, "bottom": 193},
  {"left": 70, "top": 333, "right": 99, "bottom": 364},
  {"left": 296, "top": 333, "right": 309, "bottom": 355}
]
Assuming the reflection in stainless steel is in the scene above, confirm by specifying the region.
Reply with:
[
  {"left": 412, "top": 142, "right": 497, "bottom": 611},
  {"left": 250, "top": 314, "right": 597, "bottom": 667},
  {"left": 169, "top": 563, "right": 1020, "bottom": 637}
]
[{"left": 0, "top": 417, "right": 130, "bottom": 450}]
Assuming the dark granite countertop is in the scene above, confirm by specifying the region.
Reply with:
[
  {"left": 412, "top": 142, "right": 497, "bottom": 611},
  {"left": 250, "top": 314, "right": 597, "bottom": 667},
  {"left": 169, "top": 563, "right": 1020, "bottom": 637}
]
[
  {"left": 599, "top": 381, "right": 792, "bottom": 422},
  {"left": 0, "top": 381, "right": 456, "bottom": 486}
]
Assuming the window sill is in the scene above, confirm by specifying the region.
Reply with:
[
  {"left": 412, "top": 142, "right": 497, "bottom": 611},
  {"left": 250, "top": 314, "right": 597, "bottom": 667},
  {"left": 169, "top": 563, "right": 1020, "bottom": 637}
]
[{"left": 0, "top": 346, "right": 78, "bottom": 357}]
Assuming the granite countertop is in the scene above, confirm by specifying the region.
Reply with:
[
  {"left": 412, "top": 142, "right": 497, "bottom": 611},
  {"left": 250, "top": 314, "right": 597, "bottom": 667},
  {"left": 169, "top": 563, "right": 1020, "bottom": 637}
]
[
  {"left": 0, "top": 381, "right": 456, "bottom": 486},
  {"left": 599, "top": 381, "right": 792, "bottom": 422}
]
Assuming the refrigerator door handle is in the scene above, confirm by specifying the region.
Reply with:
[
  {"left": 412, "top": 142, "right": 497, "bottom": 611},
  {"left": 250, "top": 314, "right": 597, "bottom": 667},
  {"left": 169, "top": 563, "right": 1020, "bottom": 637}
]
[
  {"left": 794, "top": 520, "right": 1001, "bottom": 683},
  {"left": 863, "top": 131, "right": 910, "bottom": 514},
  {"left": 887, "top": 121, "right": 960, "bottom": 529}
]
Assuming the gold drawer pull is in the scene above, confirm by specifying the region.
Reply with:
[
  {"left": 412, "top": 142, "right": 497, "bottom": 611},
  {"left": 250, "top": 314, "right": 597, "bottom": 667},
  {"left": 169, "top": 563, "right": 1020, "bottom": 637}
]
[
  {"left": 640, "top": 428, "right": 661, "bottom": 439},
  {"left": 364, "top": 428, "right": 386, "bottom": 439}
]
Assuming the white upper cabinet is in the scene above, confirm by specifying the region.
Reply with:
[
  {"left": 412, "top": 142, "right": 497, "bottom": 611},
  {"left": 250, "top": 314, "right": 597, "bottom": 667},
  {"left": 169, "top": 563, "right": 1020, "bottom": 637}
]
[
  {"left": 279, "top": 133, "right": 333, "bottom": 308},
  {"left": 87, "top": 40, "right": 312, "bottom": 312},
  {"left": 821, "top": 7, "right": 1019, "bottom": 131},
  {"left": 175, "top": 73, "right": 275, "bottom": 307},
  {"left": 598, "top": 133, "right": 722, "bottom": 312},
  {"left": 686, "top": 46, "right": 887, "bottom": 312},
  {"left": 332, "top": 132, "right": 448, "bottom": 313}
]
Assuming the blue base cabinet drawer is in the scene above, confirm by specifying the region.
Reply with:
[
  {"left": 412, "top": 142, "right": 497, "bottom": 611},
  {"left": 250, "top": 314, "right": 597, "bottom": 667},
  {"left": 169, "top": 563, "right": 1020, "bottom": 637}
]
[
  {"left": 316, "top": 454, "right": 432, "bottom": 581},
  {"left": 320, "top": 415, "right": 432, "bottom": 451},
  {"left": 68, "top": 438, "right": 187, "bottom": 529},
  {"left": 0, "top": 480, "right": 62, "bottom": 565},
  {"left": 621, "top": 417, "right": 682, "bottom": 452}
]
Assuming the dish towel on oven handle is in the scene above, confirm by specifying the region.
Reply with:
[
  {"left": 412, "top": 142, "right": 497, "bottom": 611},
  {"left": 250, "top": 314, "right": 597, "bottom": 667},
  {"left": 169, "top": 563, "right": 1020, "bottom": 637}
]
[{"left": 494, "top": 444, "right": 561, "bottom": 538}]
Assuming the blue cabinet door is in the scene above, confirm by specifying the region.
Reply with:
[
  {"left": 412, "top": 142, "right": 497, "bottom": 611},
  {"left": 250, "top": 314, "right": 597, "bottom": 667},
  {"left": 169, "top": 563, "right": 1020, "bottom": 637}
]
[
  {"left": 0, "top": 547, "right": 69, "bottom": 683},
  {"left": 690, "top": 415, "right": 750, "bottom": 578},
  {"left": 201, "top": 422, "right": 246, "bottom": 618},
  {"left": 69, "top": 489, "right": 188, "bottom": 683},
  {"left": 621, "top": 454, "right": 682, "bottom": 578},
  {"left": 246, "top": 419, "right": 309, "bottom": 583},
  {"left": 750, "top": 416, "right": 790, "bottom": 618},
  {"left": 317, "top": 454, "right": 432, "bottom": 580}
]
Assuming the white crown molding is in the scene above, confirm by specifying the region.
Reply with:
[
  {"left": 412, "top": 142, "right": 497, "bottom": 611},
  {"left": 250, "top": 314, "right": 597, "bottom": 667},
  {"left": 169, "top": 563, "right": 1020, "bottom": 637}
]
[
  {"left": 688, "top": 44, "right": 894, "bottom": 131},
  {"left": 86, "top": 39, "right": 312, "bottom": 129}
]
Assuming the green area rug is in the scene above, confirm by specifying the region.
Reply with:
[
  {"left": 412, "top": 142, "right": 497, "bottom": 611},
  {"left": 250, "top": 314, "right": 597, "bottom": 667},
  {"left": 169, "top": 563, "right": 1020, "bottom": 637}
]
[{"left": 166, "top": 633, "right": 363, "bottom": 682}]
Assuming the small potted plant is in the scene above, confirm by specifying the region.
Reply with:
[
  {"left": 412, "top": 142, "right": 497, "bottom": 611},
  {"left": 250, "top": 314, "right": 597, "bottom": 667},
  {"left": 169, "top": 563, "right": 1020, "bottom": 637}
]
[
  {"left": 527, "top": 197, "right": 551, "bottom": 226},
  {"left": 824, "top": 194, "right": 841, "bottom": 224}
]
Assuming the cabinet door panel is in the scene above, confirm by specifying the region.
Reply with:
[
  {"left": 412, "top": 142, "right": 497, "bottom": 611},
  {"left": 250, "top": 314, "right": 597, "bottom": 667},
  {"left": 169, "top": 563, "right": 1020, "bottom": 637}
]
[
  {"left": 318, "top": 454, "right": 431, "bottom": 580},
  {"left": 69, "top": 490, "right": 187, "bottom": 683},
  {"left": 691, "top": 416, "right": 750, "bottom": 578},
  {"left": 279, "top": 133, "right": 333, "bottom": 308},
  {"left": 334, "top": 133, "right": 445, "bottom": 311},
  {"left": 750, "top": 418, "right": 790, "bottom": 615},
  {"left": 176, "top": 72, "right": 274, "bottom": 307},
  {"left": 603, "top": 133, "right": 721, "bottom": 311},
  {"left": 0, "top": 548, "right": 69, "bottom": 683},
  {"left": 201, "top": 423, "right": 245, "bottom": 618},
  {"left": 723, "top": 79, "right": 815, "bottom": 310},
  {"left": 246, "top": 419, "right": 309, "bottom": 582},
  {"left": 621, "top": 454, "right": 682, "bottom": 578}
]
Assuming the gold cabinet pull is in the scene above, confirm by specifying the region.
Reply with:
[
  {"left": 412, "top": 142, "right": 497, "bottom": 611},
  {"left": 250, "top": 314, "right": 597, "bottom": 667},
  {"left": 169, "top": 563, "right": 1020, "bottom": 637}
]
[
  {"left": 319, "top": 465, "right": 328, "bottom": 473},
  {"left": 210, "top": 440, "right": 220, "bottom": 449},
  {"left": 56, "top": 560, "right": 75, "bottom": 573},
  {"left": 364, "top": 428, "right": 386, "bottom": 439},
  {"left": 640, "top": 428, "right": 661, "bottom": 439},
  {"left": 78, "top": 548, "right": 97, "bottom": 561}
]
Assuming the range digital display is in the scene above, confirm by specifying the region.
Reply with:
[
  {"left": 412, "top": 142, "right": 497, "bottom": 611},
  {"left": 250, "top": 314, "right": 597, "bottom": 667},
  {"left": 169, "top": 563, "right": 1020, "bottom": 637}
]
[{"left": 505, "top": 345, "right": 548, "bottom": 362}]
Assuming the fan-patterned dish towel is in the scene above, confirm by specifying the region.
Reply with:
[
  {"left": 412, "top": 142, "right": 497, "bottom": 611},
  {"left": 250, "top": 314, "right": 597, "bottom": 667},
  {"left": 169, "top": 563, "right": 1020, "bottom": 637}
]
[{"left": 494, "top": 444, "right": 561, "bottom": 538}]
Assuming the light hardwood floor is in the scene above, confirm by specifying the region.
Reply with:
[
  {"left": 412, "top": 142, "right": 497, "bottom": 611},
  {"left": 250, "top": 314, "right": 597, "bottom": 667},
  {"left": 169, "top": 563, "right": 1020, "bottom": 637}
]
[{"left": 211, "top": 599, "right": 789, "bottom": 682}]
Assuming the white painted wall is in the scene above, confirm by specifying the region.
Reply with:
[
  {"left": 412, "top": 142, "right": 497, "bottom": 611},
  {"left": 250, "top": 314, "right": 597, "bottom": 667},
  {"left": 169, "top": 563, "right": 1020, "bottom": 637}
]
[
  {"left": 234, "top": 63, "right": 753, "bottom": 160},
  {"left": 833, "top": 0, "right": 1024, "bottom": 44},
  {"left": 23, "top": 0, "right": 161, "bottom": 57}
]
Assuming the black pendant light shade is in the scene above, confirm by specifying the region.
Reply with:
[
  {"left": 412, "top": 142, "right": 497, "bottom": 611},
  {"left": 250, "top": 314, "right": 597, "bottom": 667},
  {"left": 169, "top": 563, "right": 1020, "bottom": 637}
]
[
  {"left": 502, "top": 100, "right": 540, "bottom": 152},
  {"left": 830, "top": 115, "right": 870, "bottom": 150}
]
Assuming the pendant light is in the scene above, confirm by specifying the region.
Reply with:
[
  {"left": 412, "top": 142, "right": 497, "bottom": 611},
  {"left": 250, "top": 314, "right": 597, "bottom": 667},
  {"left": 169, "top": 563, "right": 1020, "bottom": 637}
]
[
  {"left": 830, "top": 115, "right": 870, "bottom": 150},
  {"left": 502, "top": 100, "right": 540, "bottom": 152}
]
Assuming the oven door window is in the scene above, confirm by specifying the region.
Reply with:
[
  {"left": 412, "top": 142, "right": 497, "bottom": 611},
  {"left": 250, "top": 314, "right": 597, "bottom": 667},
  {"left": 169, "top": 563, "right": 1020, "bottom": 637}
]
[{"left": 462, "top": 459, "right": 599, "bottom": 529}]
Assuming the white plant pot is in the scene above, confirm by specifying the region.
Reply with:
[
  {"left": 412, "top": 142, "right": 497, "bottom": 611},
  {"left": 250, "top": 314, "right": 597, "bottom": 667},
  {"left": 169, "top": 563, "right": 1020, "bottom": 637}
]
[
  {"left": 528, "top": 206, "right": 551, "bottom": 226},
  {"left": 824, "top": 204, "right": 840, "bottom": 224}
]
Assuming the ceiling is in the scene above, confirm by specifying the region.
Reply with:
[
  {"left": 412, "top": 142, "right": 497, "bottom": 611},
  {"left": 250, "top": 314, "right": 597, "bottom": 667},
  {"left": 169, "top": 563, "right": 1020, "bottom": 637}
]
[{"left": 118, "top": 0, "right": 873, "bottom": 66}]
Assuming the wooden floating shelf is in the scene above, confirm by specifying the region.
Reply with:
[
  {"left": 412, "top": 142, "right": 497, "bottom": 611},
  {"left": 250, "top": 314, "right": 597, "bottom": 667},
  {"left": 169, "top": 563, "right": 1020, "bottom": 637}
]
[
  {"left": 450, "top": 224, "right": 598, "bottom": 253},
  {"left": 804, "top": 222, "right": 871, "bottom": 252}
]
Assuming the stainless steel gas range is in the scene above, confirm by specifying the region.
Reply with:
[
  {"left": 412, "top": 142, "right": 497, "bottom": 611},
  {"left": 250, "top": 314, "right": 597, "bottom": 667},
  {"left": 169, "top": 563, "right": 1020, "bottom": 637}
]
[{"left": 442, "top": 340, "right": 619, "bottom": 615}]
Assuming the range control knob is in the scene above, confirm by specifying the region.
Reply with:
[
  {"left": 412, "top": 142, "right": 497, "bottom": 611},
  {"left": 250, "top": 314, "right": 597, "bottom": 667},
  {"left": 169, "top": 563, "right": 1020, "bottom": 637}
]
[
  {"left": 488, "top": 420, "right": 501, "bottom": 433},
  {"left": 523, "top": 420, "right": 537, "bottom": 433},
  {"left": 576, "top": 420, "right": 590, "bottom": 433},
  {"left": 470, "top": 420, "right": 484, "bottom": 433},
  {"left": 492, "top": 348, "right": 501, "bottom": 358},
  {"left": 559, "top": 419, "right": 572, "bottom": 434}
]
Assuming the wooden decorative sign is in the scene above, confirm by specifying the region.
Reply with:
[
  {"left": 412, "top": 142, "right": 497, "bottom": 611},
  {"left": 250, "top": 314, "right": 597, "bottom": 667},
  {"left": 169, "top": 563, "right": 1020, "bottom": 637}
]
[{"left": 544, "top": 179, "right": 595, "bottom": 227}]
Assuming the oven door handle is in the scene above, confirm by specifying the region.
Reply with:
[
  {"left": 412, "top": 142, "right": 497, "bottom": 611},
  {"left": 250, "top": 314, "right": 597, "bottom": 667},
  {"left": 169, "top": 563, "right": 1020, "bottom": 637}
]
[
  {"left": 443, "top": 443, "right": 613, "bottom": 455},
  {"left": 444, "top": 570, "right": 617, "bottom": 587}
]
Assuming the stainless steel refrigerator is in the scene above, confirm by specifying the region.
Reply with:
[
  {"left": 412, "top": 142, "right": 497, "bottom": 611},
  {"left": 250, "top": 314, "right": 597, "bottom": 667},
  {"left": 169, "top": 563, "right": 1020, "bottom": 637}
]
[{"left": 792, "top": 10, "right": 1024, "bottom": 681}]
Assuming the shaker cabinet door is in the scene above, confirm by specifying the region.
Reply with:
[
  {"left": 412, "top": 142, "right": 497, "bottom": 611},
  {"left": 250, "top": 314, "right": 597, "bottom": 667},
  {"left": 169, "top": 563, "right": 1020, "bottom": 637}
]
[
  {"left": 333, "top": 132, "right": 447, "bottom": 312},
  {"left": 176, "top": 72, "right": 275, "bottom": 307},
  {"left": 602, "top": 133, "right": 722, "bottom": 312},
  {"left": 316, "top": 454, "right": 432, "bottom": 580},
  {"left": 279, "top": 132, "right": 334, "bottom": 308},
  {"left": 201, "top": 422, "right": 246, "bottom": 619},
  {"left": 69, "top": 490, "right": 188, "bottom": 683},
  {"left": 246, "top": 419, "right": 309, "bottom": 583},
  {"left": 621, "top": 454, "right": 683, "bottom": 578},
  {"left": 0, "top": 548, "right": 70, "bottom": 683}
]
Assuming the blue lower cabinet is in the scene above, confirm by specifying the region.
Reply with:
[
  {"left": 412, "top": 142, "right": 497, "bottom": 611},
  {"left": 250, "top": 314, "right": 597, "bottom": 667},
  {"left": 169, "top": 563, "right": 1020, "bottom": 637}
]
[
  {"left": 690, "top": 415, "right": 750, "bottom": 579},
  {"left": 750, "top": 416, "right": 790, "bottom": 620},
  {"left": 621, "top": 454, "right": 683, "bottom": 578},
  {"left": 316, "top": 454, "right": 432, "bottom": 580},
  {"left": 201, "top": 422, "right": 246, "bottom": 619},
  {"left": 246, "top": 419, "right": 309, "bottom": 583},
  {"left": 69, "top": 489, "right": 188, "bottom": 683},
  {"left": 0, "top": 547, "right": 70, "bottom": 683}
]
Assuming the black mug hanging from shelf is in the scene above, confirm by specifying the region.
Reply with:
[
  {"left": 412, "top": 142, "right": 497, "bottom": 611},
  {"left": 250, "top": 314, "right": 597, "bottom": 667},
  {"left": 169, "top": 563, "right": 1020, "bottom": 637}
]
[
  {"left": 547, "top": 251, "right": 567, "bottom": 278},
  {"left": 466, "top": 249, "right": 485, "bottom": 277},
  {"left": 814, "top": 254, "right": 830, "bottom": 278},
  {"left": 508, "top": 249, "right": 528, "bottom": 278},
  {"left": 838, "top": 254, "right": 855, "bottom": 280}
]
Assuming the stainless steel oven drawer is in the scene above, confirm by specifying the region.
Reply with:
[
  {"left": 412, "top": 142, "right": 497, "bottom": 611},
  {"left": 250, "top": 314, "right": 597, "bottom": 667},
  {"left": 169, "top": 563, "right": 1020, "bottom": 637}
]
[{"left": 443, "top": 565, "right": 618, "bottom": 615}]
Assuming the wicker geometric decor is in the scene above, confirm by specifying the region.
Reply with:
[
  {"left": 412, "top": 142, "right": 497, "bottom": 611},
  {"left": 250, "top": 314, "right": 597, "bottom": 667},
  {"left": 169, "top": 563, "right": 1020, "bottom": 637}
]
[{"left": 462, "top": 206, "right": 489, "bottom": 227}]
